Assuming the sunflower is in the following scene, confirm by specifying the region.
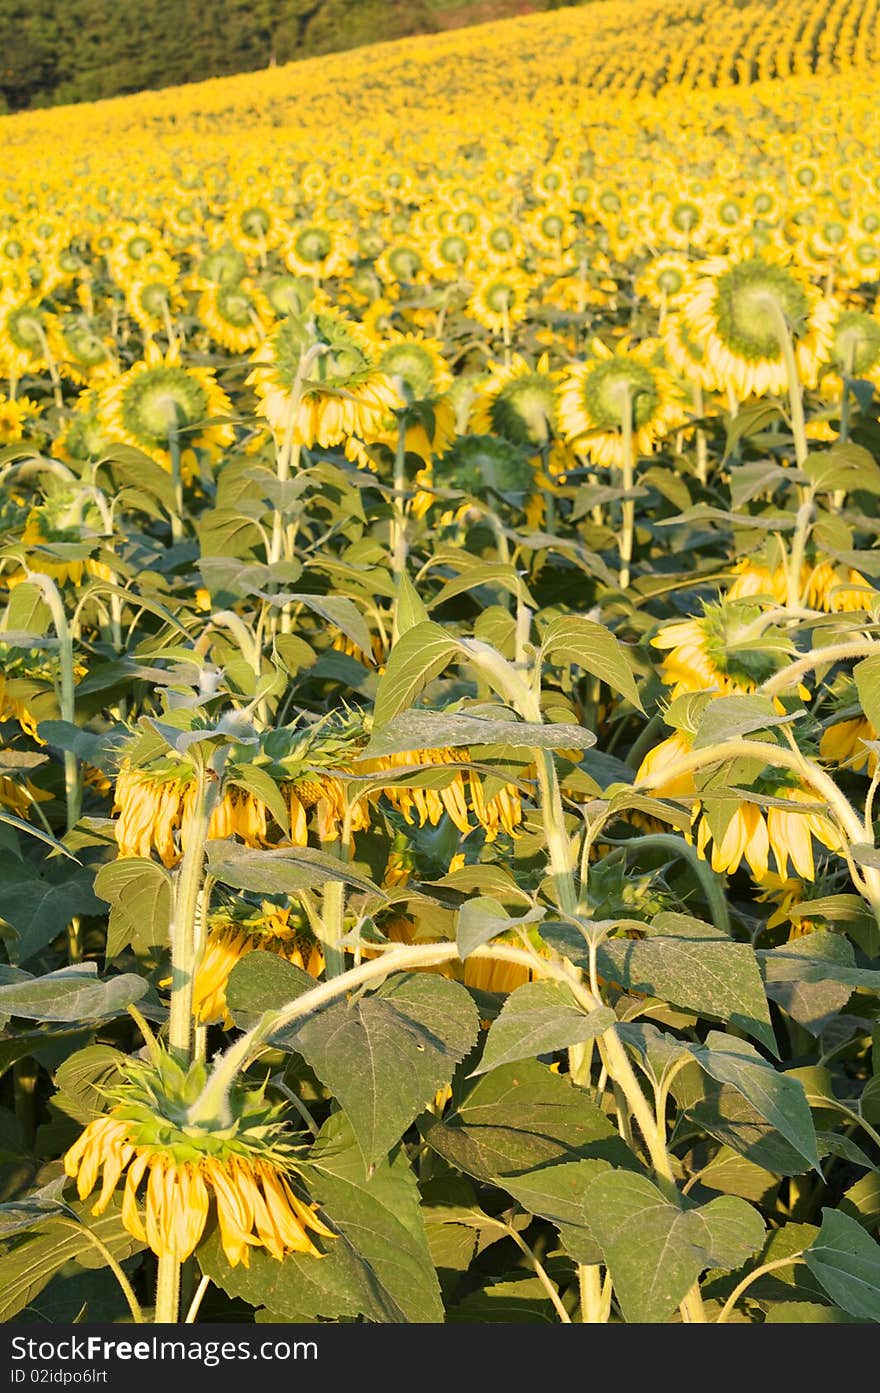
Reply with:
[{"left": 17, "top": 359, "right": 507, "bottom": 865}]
[
  {"left": 467, "top": 269, "right": 531, "bottom": 337},
  {"left": 283, "top": 224, "right": 351, "bottom": 281},
  {"left": 651, "top": 601, "right": 793, "bottom": 697},
  {"left": 696, "top": 783, "right": 840, "bottom": 882},
  {"left": 55, "top": 390, "right": 113, "bottom": 465},
  {"left": 124, "top": 278, "right": 182, "bottom": 338},
  {"left": 49, "top": 314, "right": 116, "bottom": 385},
  {"left": 634, "top": 729, "right": 698, "bottom": 799},
  {"left": 683, "top": 255, "right": 834, "bottom": 397},
  {"left": 0, "top": 393, "right": 41, "bottom": 443},
  {"left": 97, "top": 342, "right": 233, "bottom": 473},
  {"left": 819, "top": 715, "right": 878, "bottom": 773},
  {"left": 375, "top": 333, "right": 455, "bottom": 460},
  {"left": 0, "top": 297, "right": 56, "bottom": 377},
  {"left": 727, "top": 556, "right": 876, "bottom": 613},
  {"left": 382, "top": 912, "right": 531, "bottom": 994},
  {"left": 357, "top": 746, "right": 523, "bottom": 843},
  {"left": 192, "top": 902, "right": 324, "bottom": 1028},
  {"left": 247, "top": 307, "right": 401, "bottom": 467},
  {"left": 635, "top": 253, "right": 693, "bottom": 312},
  {"left": 64, "top": 1052, "right": 334, "bottom": 1267},
  {"left": 558, "top": 337, "right": 685, "bottom": 469},
  {"left": 375, "top": 241, "right": 427, "bottom": 288},
  {"left": 199, "top": 279, "right": 269, "bottom": 354},
  {"left": 197, "top": 244, "right": 248, "bottom": 287},
  {"left": 261, "top": 275, "right": 312, "bottom": 320},
  {"left": 6, "top": 501, "right": 113, "bottom": 588},
  {"left": 470, "top": 352, "right": 565, "bottom": 461},
  {"left": 112, "top": 763, "right": 278, "bottom": 868}
]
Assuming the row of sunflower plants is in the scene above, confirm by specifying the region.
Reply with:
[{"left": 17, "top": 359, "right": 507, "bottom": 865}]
[{"left": 1, "top": 315, "right": 879, "bottom": 1320}]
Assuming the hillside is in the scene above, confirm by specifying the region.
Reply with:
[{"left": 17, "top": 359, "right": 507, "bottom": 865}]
[{"left": 0, "top": 0, "right": 575, "bottom": 112}]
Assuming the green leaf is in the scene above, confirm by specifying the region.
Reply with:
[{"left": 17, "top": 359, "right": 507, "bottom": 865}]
[
  {"left": 373, "top": 622, "right": 460, "bottom": 727},
  {"left": 0, "top": 1198, "right": 144, "bottom": 1323},
  {"left": 360, "top": 709, "right": 595, "bottom": 759},
  {"left": 200, "top": 1112, "right": 443, "bottom": 1322},
  {"left": 52, "top": 1044, "right": 127, "bottom": 1123},
  {"left": 804, "top": 1208, "right": 880, "bottom": 1322},
  {"left": 692, "top": 694, "right": 797, "bottom": 749},
  {"left": 97, "top": 444, "right": 176, "bottom": 508},
  {"left": 226, "top": 950, "right": 317, "bottom": 1028},
  {"left": 597, "top": 917, "right": 776, "bottom": 1052},
  {"left": 428, "top": 563, "right": 536, "bottom": 610},
  {"left": 275, "top": 593, "right": 371, "bottom": 655},
  {"left": 395, "top": 572, "right": 430, "bottom": 635},
  {"left": 94, "top": 857, "right": 172, "bottom": 958},
  {"left": 421, "top": 1059, "right": 625, "bottom": 1182},
  {"left": 697, "top": 1194, "right": 767, "bottom": 1269},
  {"left": 0, "top": 855, "right": 103, "bottom": 965},
  {"left": 206, "top": 841, "right": 383, "bottom": 897},
  {"left": 290, "top": 973, "right": 478, "bottom": 1165},
  {"left": 855, "top": 654, "right": 880, "bottom": 731},
  {"left": 581, "top": 1172, "right": 760, "bottom": 1323},
  {"left": 0, "top": 965, "right": 148, "bottom": 1022},
  {"left": 0, "top": 811, "right": 80, "bottom": 861},
  {"left": 692, "top": 1032, "right": 819, "bottom": 1173},
  {"left": 760, "top": 932, "right": 864, "bottom": 1035},
  {"left": 448, "top": 1273, "right": 557, "bottom": 1323},
  {"left": 804, "top": 442, "right": 880, "bottom": 495},
  {"left": 540, "top": 615, "right": 644, "bottom": 712},
  {"left": 474, "top": 982, "right": 614, "bottom": 1074},
  {"left": 456, "top": 896, "right": 544, "bottom": 958}
]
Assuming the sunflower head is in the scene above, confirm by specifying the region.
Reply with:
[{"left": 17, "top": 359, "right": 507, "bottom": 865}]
[
  {"left": 434, "top": 433, "right": 534, "bottom": 501},
  {"left": 709, "top": 257, "right": 809, "bottom": 360},
  {"left": 830, "top": 310, "right": 880, "bottom": 376},
  {"left": 262, "top": 275, "right": 311, "bottom": 318},
  {"left": 199, "top": 245, "right": 248, "bottom": 286},
  {"left": 64, "top": 1050, "right": 335, "bottom": 1266}
]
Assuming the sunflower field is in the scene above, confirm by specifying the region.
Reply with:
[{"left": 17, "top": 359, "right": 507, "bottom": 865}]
[{"left": 2, "top": 0, "right": 880, "bottom": 1329}]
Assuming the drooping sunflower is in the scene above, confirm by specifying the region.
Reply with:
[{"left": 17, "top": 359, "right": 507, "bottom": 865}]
[
  {"left": 112, "top": 762, "right": 280, "bottom": 868},
  {"left": 357, "top": 746, "right": 523, "bottom": 844},
  {"left": 97, "top": 342, "right": 233, "bottom": 473},
  {"left": 695, "top": 781, "right": 841, "bottom": 882},
  {"left": 820, "top": 715, "right": 878, "bottom": 774},
  {"left": 247, "top": 307, "right": 402, "bottom": 466},
  {"left": 375, "top": 332, "right": 455, "bottom": 460},
  {"left": 651, "top": 601, "right": 794, "bottom": 697},
  {"left": 558, "top": 337, "right": 685, "bottom": 469},
  {"left": 192, "top": 901, "right": 324, "bottom": 1028},
  {"left": 6, "top": 497, "right": 113, "bottom": 588},
  {"left": 683, "top": 255, "right": 835, "bottom": 397},
  {"left": 727, "top": 555, "right": 877, "bottom": 614},
  {"left": 64, "top": 1052, "right": 334, "bottom": 1267}
]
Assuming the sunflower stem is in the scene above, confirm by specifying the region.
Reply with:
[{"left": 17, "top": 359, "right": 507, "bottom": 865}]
[
  {"left": 26, "top": 570, "right": 81, "bottom": 838},
  {"left": 168, "top": 763, "right": 212, "bottom": 1067},
  {"left": 619, "top": 385, "right": 635, "bottom": 591},
  {"left": 578, "top": 1264, "right": 609, "bottom": 1324},
  {"left": 168, "top": 421, "right": 184, "bottom": 542},
  {"left": 155, "top": 1245, "right": 181, "bottom": 1324},
  {"left": 390, "top": 414, "right": 409, "bottom": 645},
  {"left": 51, "top": 1218, "right": 144, "bottom": 1325}
]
